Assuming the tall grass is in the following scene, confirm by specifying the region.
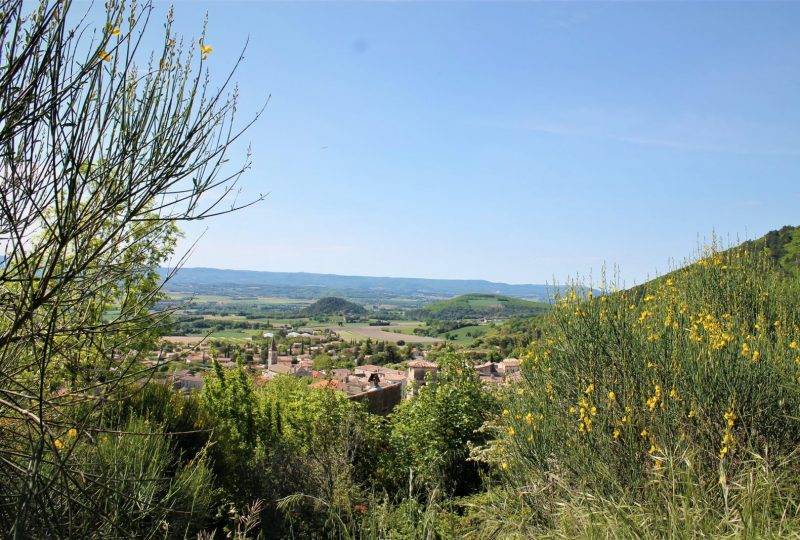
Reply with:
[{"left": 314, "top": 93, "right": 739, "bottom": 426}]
[{"left": 480, "top": 244, "right": 800, "bottom": 536}]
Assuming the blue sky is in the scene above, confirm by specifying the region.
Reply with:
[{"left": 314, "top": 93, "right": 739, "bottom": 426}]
[{"left": 141, "top": 1, "right": 798, "bottom": 286}]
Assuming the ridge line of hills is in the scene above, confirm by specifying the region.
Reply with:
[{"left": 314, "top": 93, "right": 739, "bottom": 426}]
[{"left": 160, "top": 267, "right": 554, "bottom": 301}]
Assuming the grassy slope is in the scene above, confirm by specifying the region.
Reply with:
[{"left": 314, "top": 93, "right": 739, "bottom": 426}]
[
  {"left": 417, "top": 293, "right": 550, "bottom": 320},
  {"left": 486, "top": 225, "right": 800, "bottom": 356},
  {"left": 745, "top": 224, "right": 800, "bottom": 277}
]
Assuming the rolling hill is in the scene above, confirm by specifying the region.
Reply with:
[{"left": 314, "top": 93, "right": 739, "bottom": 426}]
[
  {"left": 744, "top": 224, "right": 800, "bottom": 277},
  {"left": 410, "top": 293, "right": 551, "bottom": 321},
  {"left": 302, "top": 297, "right": 366, "bottom": 317},
  {"left": 479, "top": 224, "right": 800, "bottom": 355}
]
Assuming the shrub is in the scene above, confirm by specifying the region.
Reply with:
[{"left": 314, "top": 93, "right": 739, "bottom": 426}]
[{"left": 486, "top": 244, "right": 800, "bottom": 534}]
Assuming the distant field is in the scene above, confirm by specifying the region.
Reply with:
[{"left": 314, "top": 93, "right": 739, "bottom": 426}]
[
  {"left": 437, "top": 324, "right": 489, "bottom": 344},
  {"left": 205, "top": 329, "right": 255, "bottom": 339},
  {"left": 384, "top": 326, "right": 419, "bottom": 336},
  {"left": 161, "top": 335, "right": 207, "bottom": 345},
  {"left": 165, "top": 330, "right": 256, "bottom": 342},
  {"left": 168, "top": 293, "right": 310, "bottom": 305},
  {"left": 325, "top": 325, "right": 441, "bottom": 343}
]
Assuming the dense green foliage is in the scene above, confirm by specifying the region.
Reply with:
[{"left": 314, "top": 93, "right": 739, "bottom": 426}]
[
  {"left": 101, "top": 358, "right": 495, "bottom": 538},
  {"left": 746, "top": 224, "right": 800, "bottom": 277},
  {"left": 387, "top": 355, "right": 498, "bottom": 496},
  {"left": 303, "top": 297, "right": 367, "bottom": 317}
]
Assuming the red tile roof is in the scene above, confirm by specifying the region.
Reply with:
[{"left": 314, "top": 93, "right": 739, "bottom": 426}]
[{"left": 310, "top": 379, "right": 346, "bottom": 391}]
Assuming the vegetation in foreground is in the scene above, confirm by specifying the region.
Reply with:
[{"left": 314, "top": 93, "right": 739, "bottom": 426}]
[{"left": 473, "top": 241, "right": 800, "bottom": 538}]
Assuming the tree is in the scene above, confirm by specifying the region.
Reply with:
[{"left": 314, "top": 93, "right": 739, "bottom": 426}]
[
  {"left": 312, "top": 353, "right": 334, "bottom": 372},
  {"left": 0, "top": 1, "right": 262, "bottom": 536},
  {"left": 388, "top": 354, "right": 497, "bottom": 496},
  {"left": 199, "top": 361, "right": 259, "bottom": 479}
]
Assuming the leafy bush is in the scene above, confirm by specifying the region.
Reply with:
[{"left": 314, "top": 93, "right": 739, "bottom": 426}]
[{"left": 387, "top": 354, "right": 498, "bottom": 496}]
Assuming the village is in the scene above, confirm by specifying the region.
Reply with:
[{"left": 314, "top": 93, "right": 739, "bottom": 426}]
[{"left": 148, "top": 328, "right": 522, "bottom": 416}]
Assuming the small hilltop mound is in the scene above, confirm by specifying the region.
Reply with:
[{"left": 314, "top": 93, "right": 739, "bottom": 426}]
[{"left": 303, "top": 296, "right": 367, "bottom": 316}]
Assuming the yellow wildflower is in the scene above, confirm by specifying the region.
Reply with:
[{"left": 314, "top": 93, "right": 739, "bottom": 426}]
[
  {"left": 99, "top": 50, "right": 112, "bottom": 61},
  {"left": 54, "top": 438, "right": 63, "bottom": 449},
  {"left": 501, "top": 462, "right": 508, "bottom": 470},
  {"left": 608, "top": 391, "right": 616, "bottom": 402},
  {"left": 585, "top": 383, "right": 595, "bottom": 395},
  {"left": 502, "top": 409, "right": 510, "bottom": 417},
  {"left": 613, "top": 428, "right": 620, "bottom": 439},
  {"left": 508, "top": 427, "right": 516, "bottom": 436},
  {"left": 67, "top": 428, "right": 77, "bottom": 438},
  {"left": 640, "top": 429, "right": 648, "bottom": 438},
  {"left": 688, "top": 410, "right": 695, "bottom": 418}
]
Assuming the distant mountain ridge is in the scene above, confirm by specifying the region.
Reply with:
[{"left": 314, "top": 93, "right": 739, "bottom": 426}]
[{"left": 160, "top": 267, "right": 553, "bottom": 301}]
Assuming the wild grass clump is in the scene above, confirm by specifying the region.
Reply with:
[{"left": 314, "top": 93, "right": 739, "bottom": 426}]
[{"left": 485, "top": 244, "right": 800, "bottom": 535}]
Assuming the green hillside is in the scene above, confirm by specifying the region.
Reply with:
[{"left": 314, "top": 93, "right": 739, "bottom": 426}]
[
  {"left": 413, "top": 293, "right": 550, "bottom": 320},
  {"left": 480, "top": 225, "right": 800, "bottom": 357},
  {"left": 744, "top": 224, "right": 800, "bottom": 277},
  {"left": 302, "top": 296, "right": 366, "bottom": 316},
  {"left": 636, "top": 225, "right": 800, "bottom": 298}
]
